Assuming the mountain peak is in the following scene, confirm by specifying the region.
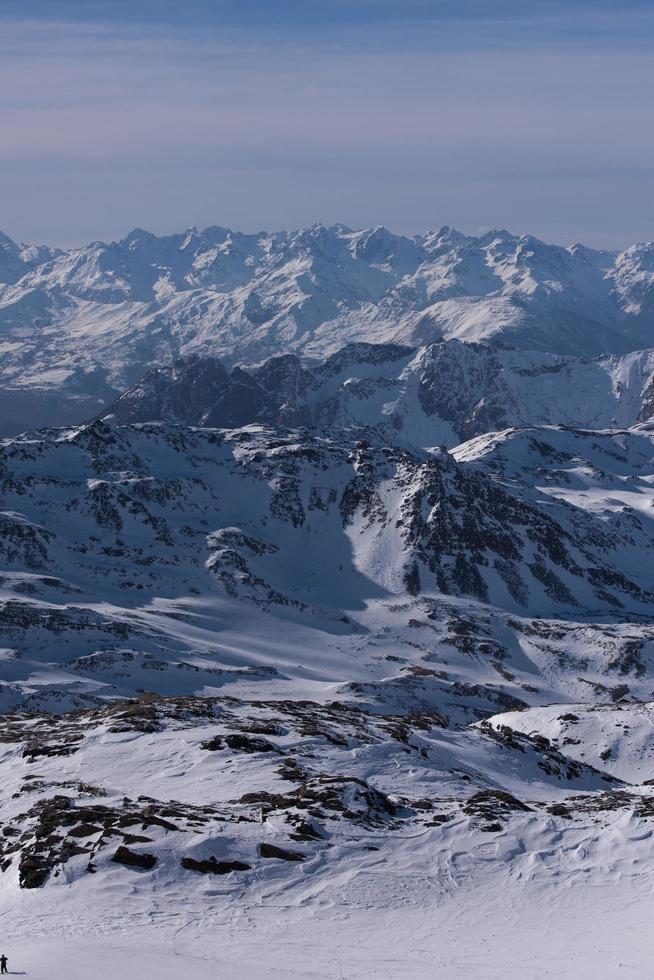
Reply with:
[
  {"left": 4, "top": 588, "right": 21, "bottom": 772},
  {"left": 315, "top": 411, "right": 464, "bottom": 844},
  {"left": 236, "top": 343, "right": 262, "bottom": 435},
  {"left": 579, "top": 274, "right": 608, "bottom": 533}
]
[
  {"left": 0, "top": 229, "right": 18, "bottom": 248},
  {"left": 123, "top": 226, "right": 157, "bottom": 246}
]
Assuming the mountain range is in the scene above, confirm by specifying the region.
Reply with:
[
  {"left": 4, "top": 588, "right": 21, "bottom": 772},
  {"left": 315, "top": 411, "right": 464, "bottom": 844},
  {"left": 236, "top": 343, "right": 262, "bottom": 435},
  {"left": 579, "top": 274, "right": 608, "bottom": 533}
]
[
  {"left": 2, "top": 222, "right": 654, "bottom": 434},
  {"left": 3, "top": 221, "right": 654, "bottom": 977},
  {"left": 103, "top": 341, "right": 654, "bottom": 445}
]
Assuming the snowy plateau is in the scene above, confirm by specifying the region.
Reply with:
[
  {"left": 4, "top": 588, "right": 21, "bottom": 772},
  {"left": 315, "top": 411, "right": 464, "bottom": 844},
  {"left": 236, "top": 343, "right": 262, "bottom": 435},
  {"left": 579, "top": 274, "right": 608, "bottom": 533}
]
[{"left": 1, "top": 225, "right": 654, "bottom": 978}]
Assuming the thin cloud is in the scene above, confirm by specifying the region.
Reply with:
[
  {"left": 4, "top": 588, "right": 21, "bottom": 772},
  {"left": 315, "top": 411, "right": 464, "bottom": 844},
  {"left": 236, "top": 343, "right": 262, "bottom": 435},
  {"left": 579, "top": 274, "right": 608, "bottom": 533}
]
[{"left": 0, "top": 12, "right": 652, "bottom": 248}]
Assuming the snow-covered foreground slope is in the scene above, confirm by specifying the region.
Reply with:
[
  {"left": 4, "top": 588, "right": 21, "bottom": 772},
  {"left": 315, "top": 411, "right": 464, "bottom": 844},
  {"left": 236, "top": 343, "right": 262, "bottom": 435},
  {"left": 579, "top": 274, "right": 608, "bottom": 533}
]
[
  {"left": 1, "top": 694, "right": 653, "bottom": 979},
  {"left": 1, "top": 418, "right": 654, "bottom": 975},
  {"left": 2, "top": 222, "right": 654, "bottom": 433},
  {"left": 10, "top": 859, "right": 654, "bottom": 979}
]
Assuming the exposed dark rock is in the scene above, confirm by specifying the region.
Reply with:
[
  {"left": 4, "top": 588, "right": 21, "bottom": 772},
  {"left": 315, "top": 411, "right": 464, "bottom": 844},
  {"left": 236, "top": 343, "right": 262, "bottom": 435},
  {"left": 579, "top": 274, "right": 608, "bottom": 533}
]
[
  {"left": 258, "top": 843, "right": 306, "bottom": 862},
  {"left": 111, "top": 846, "right": 157, "bottom": 870},
  {"left": 289, "top": 820, "right": 323, "bottom": 842},
  {"left": 181, "top": 856, "right": 251, "bottom": 875},
  {"left": 68, "top": 823, "right": 102, "bottom": 838},
  {"left": 19, "top": 856, "right": 51, "bottom": 889},
  {"left": 463, "top": 790, "right": 532, "bottom": 821},
  {"left": 548, "top": 804, "right": 573, "bottom": 818},
  {"left": 201, "top": 733, "right": 278, "bottom": 754}
]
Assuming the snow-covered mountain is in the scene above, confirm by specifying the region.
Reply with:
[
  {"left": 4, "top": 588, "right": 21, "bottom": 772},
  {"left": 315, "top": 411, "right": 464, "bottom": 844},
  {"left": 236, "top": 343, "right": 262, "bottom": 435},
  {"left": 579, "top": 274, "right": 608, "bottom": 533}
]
[
  {"left": 2, "top": 418, "right": 654, "bottom": 716},
  {"left": 103, "top": 341, "right": 654, "bottom": 446},
  {"left": 2, "top": 222, "right": 654, "bottom": 435},
  {"left": 0, "top": 230, "right": 61, "bottom": 286}
]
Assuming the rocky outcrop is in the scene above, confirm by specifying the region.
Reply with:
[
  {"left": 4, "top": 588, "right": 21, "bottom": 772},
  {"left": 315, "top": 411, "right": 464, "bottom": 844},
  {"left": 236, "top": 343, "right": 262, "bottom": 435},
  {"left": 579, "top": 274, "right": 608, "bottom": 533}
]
[{"left": 112, "top": 846, "right": 157, "bottom": 870}]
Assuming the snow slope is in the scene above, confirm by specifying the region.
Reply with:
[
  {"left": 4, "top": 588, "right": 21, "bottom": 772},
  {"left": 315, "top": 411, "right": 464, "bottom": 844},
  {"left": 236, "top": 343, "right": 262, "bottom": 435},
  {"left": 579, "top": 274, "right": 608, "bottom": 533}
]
[
  {"left": 1, "top": 693, "right": 651, "bottom": 979},
  {"left": 0, "top": 414, "right": 653, "bottom": 976},
  {"left": 1, "top": 419, "right": 654, "bottom": 709}
]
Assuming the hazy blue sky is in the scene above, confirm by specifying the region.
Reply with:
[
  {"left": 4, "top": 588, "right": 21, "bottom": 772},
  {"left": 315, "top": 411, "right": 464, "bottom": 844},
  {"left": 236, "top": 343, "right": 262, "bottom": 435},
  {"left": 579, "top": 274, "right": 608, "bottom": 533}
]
[{"left": 1, "top": 1, "right": 653, "bottom": 248}]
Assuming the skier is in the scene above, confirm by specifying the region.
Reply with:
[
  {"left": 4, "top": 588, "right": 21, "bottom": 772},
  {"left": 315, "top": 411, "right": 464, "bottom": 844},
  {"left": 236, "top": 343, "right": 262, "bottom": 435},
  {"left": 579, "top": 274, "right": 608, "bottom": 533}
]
[{"left": 0, "top": 953, "right": 7, "bottom": 974}]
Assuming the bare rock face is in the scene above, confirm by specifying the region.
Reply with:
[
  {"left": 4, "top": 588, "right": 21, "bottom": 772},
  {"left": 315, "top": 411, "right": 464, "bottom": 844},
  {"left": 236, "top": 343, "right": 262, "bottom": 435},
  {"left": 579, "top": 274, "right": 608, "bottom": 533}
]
[
  {"left": 103, "top": 344, "right": 411, "bottom": 431},
  {"left": 181, "top": 857, "right": 251, "bottom": 875},
  {"left": 111, "top": 846, "right": 157, "bottom": 870},
  {"left": 258, "top": 843, "right": 305, "bottom": 862},
  {"left": 201, "top": 733, "right": 278, "bottom": 754}
]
